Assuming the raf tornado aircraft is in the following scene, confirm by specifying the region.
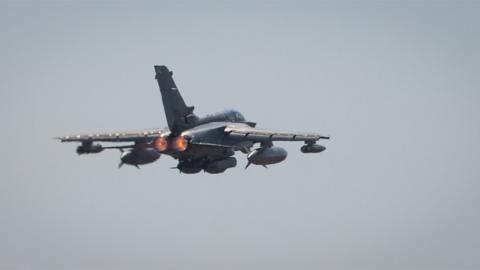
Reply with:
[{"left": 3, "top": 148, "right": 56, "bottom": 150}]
[{"left": 57, "top": 66, "right": 330, "bottom": 174}]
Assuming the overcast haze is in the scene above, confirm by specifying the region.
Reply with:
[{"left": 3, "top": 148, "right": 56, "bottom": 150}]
[{"left": 1, "top": 1, "right": 480, "bottom": 269}]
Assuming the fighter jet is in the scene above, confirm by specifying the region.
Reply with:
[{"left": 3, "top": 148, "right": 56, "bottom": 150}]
[{"left": 56, "top": 65, "right": 330, "bottom": 174}]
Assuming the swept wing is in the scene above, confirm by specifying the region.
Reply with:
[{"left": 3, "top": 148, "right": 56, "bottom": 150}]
[
  {"left": 56, "top": 129, "right": 168, "bottom": 143},
  {"left": 225, "top": 123, "right": 330, "bottom": 143}
]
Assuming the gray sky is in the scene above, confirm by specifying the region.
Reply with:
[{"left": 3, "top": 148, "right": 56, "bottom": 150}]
[{"left": 1, "top": 1, "right": 480, "bottom": 269}]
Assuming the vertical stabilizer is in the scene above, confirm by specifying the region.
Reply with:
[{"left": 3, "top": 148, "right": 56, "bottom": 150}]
[{"left": 154, "top": 66, "right": 195, "bottom": 134}]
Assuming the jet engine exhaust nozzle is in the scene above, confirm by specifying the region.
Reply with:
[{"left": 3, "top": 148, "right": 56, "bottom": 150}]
[
  {"left": 172, "top": 136, "right": 188, "bottom": 152},
  {"left": 153, "top": 137, "right": 168, "bottom": 152}
]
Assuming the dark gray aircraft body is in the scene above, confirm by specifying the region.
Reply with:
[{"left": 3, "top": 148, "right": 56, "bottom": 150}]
[{"left": 57, "top": 66, "right": 330, "bottom": 174}]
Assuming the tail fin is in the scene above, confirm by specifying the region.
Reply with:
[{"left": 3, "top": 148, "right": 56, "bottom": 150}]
[{"left": 154, "top": 65, "right": 196, "bottom": 134}]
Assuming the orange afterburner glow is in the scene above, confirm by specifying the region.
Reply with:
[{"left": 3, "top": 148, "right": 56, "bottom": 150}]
[
  {"left": 153, "top": 137, "right": 168, "bottom": 152},
  {"left": 173, "top": 136, "right": 188, "bottom": 152}
]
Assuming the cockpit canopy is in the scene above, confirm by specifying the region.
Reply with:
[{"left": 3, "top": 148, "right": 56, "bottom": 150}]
[
  {"left": 224, "top": 110, "right": 246, "bottom": 122},
  {"left": 199, "top": 109, "right": 247, "bottom": 124}
]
